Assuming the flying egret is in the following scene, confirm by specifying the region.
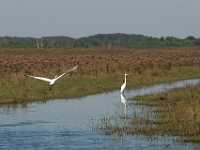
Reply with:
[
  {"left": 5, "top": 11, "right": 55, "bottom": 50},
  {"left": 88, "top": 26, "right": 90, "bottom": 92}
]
[{"left": 26, "top": 65, "right": 78, "bottom": 89}]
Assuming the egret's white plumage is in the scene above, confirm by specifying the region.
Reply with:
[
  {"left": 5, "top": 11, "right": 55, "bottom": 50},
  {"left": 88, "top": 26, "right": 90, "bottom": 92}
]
[
  {"left": 121, "top": 93, "right": 127, "bottom": 116},
  {"left": 120, "top": 73, "right": 128, "bottom": 117},
  {"left": 120, "top": 93, "right": 127, "bottom": 106},
  {"left": 27, "top": 65, "right": 78, "bottom": 86},
  {"left": 120, "top": 73, "right": 128, "bottom": 94}
]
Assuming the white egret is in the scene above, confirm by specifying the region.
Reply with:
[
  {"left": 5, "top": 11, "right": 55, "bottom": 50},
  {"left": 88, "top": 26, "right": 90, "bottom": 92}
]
[
  {"left": 26, "top": 65, "right": 78, "bottom": 89},
  {"left": 120, "top": 73, "right": 128, "bottom": 117},
  {"left": 120, "top": 73, "right": 128, "bottom": 94},
  {"left": 121, "top": 93, "right": 127, "bottom": 117}
]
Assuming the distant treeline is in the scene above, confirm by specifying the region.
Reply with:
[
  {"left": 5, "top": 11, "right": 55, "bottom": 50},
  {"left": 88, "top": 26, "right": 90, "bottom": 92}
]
[{"left": 0, "top": 33, "right": 200, "bottom": 48}]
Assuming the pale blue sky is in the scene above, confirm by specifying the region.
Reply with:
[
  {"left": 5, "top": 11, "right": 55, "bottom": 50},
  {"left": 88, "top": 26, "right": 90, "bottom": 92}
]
[{"left": 0, "top": 0, "right": 199, "bottom": 38}]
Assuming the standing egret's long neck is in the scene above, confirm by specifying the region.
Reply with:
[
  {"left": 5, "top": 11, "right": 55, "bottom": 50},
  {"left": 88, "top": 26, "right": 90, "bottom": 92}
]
[{"left": 124, "top": 75, "right": 127, "bottom": 84}]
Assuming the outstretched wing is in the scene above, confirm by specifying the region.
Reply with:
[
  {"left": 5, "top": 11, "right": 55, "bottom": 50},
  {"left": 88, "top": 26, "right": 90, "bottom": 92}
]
[
  {"left": 26, "top": 75, "right": 52, "bottom": 83},
  {"left": 54, "top": 65, "right": 78, "bottom": 81},
  {"left": 54, "top": 73, "right": 67, "bottom": 81},
  {"left": 66, "top": 65, "right": 78, "bottom": 74}
]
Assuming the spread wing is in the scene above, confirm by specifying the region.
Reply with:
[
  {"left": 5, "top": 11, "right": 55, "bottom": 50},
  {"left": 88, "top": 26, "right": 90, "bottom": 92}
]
[
  {"left": 54, "top": 73, "right": 67, "bottom": 81},
  {"left": 66, "top": 65, "right": 78, "bottom": 74},
  {"left": 27, "top": 66, "right": 78, "bottom": 83},
  {"left": 54, "top": 66, "right": 78, "bottom": 81},
  {"left": 26, "top": 75, "right": 52, "bottom": 83}
]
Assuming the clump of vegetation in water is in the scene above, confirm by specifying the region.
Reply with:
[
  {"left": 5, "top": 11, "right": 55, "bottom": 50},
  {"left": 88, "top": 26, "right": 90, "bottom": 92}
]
[{"left": 131, "top": 85, "right": 200, "bottom": 143}]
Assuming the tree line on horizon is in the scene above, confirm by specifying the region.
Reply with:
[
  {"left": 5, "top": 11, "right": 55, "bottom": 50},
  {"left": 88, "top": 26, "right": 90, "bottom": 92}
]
[{"left": 0, "top": 33, "right": 199, "bottom": 49}]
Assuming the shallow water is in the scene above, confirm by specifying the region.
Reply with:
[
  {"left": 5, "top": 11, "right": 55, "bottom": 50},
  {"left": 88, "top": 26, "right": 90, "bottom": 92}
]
[{"left": 1, "top": 79, "right": 200, "bottom": 149}]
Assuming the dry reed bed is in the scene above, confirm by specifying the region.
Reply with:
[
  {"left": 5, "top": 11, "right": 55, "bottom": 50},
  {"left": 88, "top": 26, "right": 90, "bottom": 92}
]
[{"left": 1, "top": 48, "right": 200, "bottom": 76}]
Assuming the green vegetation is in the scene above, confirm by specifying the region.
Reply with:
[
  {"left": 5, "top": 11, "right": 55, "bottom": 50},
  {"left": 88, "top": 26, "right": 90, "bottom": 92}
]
[
  {"left": 1, "top": 47, "right": 200, "bottom": 105},
  {"left": 1, "top": 66, "right": 200, "bottom": 105},
  {"left": 132, "top": 84, "right": 200, "bottom": 143},
  {"left": 0, "top": 34, "right": 200, "bottom": 48}
]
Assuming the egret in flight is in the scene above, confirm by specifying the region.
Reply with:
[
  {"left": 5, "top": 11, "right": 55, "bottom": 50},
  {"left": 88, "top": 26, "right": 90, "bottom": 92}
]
[
  {"left": 120, "top": 73, "right": 128, "bottom": 117},
  {"left": 26, "top": 65, "right": 78, "bottom": 89}
]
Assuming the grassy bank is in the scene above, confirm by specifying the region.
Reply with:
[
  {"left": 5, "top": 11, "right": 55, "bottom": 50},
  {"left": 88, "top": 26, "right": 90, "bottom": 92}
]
[
  {"left": 1, "top": 48, "right": 200, "bottom": 104},
  {"left": 1, "top": 66, "right": 200, "bottom": 104},
  {"left": 132, "top": 84, "right": 200, "bottom": 143}
]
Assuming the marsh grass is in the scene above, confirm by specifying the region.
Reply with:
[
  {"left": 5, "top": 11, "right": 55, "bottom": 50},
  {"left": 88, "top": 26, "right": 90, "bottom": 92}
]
[
  {"left": 1, "top": 48, "right": 200, "bottom": 104},
  {"left": 127, "top": 85, "right": 200, "bottom": 143},
  {"left": 1, "top": 66, "right": 200, "bottom": 104},
  {"left": 98, "top": 81, "right": 200, "bottom": 144}
]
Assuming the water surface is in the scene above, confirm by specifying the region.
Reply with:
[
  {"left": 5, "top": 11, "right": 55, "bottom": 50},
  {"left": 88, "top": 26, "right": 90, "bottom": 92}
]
[{"left": 1, "top": 79, "right": 200, "bottom": 149}]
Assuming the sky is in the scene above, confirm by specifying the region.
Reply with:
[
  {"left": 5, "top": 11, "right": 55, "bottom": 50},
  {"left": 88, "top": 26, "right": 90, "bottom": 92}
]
[{"left": 0, "top": 0, "right": 199, "bottom": 38}]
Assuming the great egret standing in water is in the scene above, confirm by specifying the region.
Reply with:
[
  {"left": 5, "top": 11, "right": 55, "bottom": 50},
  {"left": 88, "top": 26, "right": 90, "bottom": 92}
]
[
  {"left": 120, "top": 73, "right": 128, "bottom": 94},
  {"left": 120, "top": 73, "right": 128, "bottom": 117},
  {"left": 26, "top": 65, "right": 78, "bottom": 89}
]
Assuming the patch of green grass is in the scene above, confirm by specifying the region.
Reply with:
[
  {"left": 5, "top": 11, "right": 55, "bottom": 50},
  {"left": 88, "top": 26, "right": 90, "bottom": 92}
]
[{"left": 1, "top": 66, "right": 200, "bottom": 105}]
